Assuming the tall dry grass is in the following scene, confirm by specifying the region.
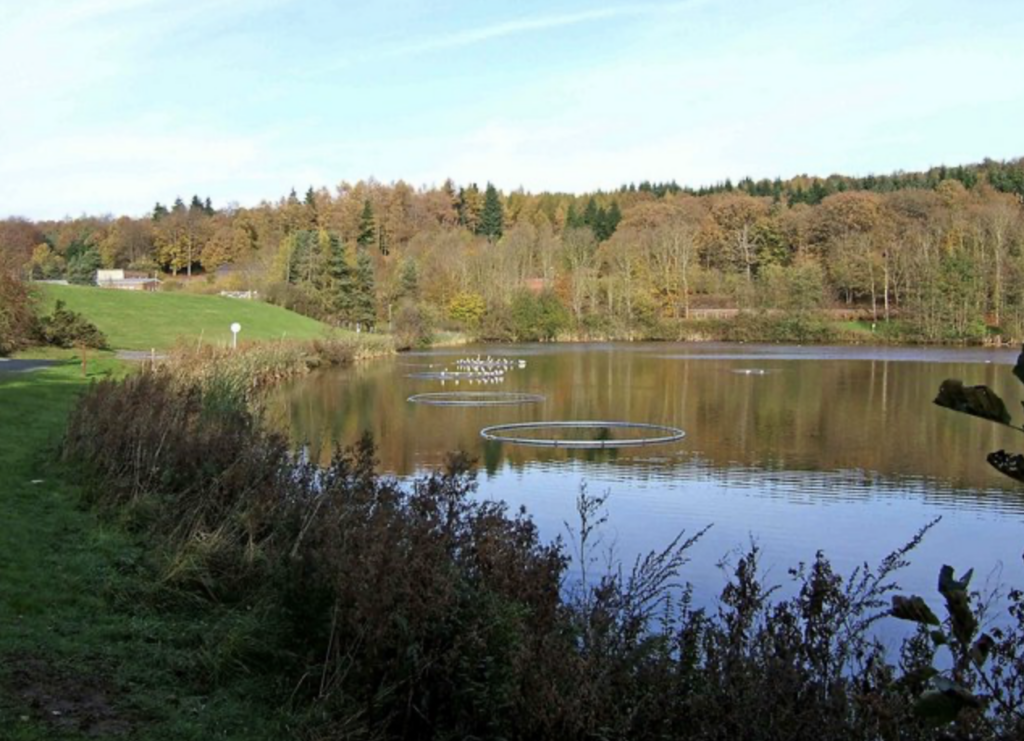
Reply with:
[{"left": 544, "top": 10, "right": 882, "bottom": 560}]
[{"left": 160, "top": 333, "right": 393, "bottom": 403}]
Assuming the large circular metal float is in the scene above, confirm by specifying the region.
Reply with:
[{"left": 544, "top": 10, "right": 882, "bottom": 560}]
[
  {"left": 408, "top": 391, "right": 545, "bottom": 407},
  {"left": 480, "top": 420, "right": 686, "bottom": 449}
]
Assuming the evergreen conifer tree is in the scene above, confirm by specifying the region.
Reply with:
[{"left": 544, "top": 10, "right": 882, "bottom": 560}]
[
  {"left": 593, "top": 206, "right": 609, "bottom": 241},
  {"left": 400, "top": 259, "right": 418, "bottom": 299},
  {"left": 565, "top": 203, "right": 581, "bottom": 230},
  {"left": 605, "top": 201, "right": 622, "bottom": 238},
  {"left": 353, "top": 248, "right": 376, "bottom": 329},
  {"left": 153, "top": 202, "right": 168, "bottom": 221},
  {"left": 357, "top": 200, "right": 376, "bottom": 249},
  {"left": 67, "top": 248, "right": 102, "bottom": 285},
  {"left": 478, "top": 183, "right": 504, "bottom": 240},
  {"left": 323, "top": 230, "right": 353, "bottom": 322},
  {"left": 287, "top": 230, "right": 320, "bottom": 285},
  {"left": 582, "top": 197, "right": 598, "bottom": 228}
]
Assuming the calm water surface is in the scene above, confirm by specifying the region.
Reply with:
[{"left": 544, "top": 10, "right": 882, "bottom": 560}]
[{"left": 268, "top": 343, "right": 1024, "bottom": 621}]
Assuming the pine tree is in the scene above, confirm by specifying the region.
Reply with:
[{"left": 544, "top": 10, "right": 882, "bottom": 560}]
[
  {"left": 203, "top": 197, "right": 214, "bottom": 216},
  {"left": 582, "top": 198, "right": 598, "bottom": 228},
  {"left": 152, "top": 202, "right": 168, "bottom": 221},
  {"left": 172, "top": 197, "right": 186, "bottom": 213},
  {"left": 67, "top": 248, "right": 102, "bottom": 285},
  {"left": 593, "top": 207, "right": 609, "bottom": 241},
  {"left": 190, "top": 195, "right": 204, "bottom": 212},
  {"left": 323, "top": 230, "right": 353, "bottom": 322},
  {"left": 565, "top": 203, "right": 582, "bottom": 230},
  {"left": 287, "top": 230, "right": 320, "bottom": 285},
  {"left": 352, "top": 248, "right": 376, "bottom": 329},
  {"left": 357, "top": 200, "right": 376, "bottom": 250},
  {"left": 604, "top": 201, "right": 622, "bottom": 240},
  {"left": 400, "top": 258, "right": 418, "bottom": 299},
  {"left": 478, "top": 183, "right": 504, "bottom": 240}
]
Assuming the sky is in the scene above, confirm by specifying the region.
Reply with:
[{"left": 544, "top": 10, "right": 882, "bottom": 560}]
[{"left": 2, "top": 0, "right": 1023, "bottom": 220}]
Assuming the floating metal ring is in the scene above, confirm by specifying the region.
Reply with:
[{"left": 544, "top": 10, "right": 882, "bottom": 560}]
[
  {"left": 408, "top": 392, "right": 545, "bottom": 407},
  {"left": 480, "top": 421, "right": 686, "bottom": 449}
]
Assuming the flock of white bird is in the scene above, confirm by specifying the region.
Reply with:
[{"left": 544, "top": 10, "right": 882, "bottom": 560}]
[{"left": 437, "top": 356, "right": 527, "bottom": 386}]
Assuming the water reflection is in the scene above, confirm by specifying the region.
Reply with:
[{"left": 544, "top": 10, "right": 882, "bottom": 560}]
[{"left": 267, "top": 343, "right": 1024, "bottom": 606}]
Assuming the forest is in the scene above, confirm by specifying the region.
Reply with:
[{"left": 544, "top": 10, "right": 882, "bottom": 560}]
[{"left": 2, "top": 156, "right": 1024, "bottom": 347}]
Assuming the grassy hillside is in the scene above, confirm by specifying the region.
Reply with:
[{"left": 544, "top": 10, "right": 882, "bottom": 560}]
[{"left": 37, "top": 284, "right": 331, "bottom": 350}]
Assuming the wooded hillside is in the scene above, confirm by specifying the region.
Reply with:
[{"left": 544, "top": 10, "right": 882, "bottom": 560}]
[{"left": 3, "top": 157, "right": 1023, "bottom": 343}]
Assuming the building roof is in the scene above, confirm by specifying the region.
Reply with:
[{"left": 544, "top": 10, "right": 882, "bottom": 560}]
[{"left": 98, "top": 278, "right": 161, "bottom": 286}]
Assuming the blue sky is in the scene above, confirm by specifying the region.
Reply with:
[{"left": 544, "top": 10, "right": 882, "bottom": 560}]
[{"left": 2, "top": 0, "right": 1023, "bottom": 219}]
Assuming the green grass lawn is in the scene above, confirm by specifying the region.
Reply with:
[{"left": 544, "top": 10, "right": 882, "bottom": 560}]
[
  {"left": 0, "top": 355, "right": 288, "bottom": 739},
  {"left": 36, "top": 284, "right": 332, "bottom": 350},
  {"left": 834, "top": 319, "right": 877, "bottom": 334}
]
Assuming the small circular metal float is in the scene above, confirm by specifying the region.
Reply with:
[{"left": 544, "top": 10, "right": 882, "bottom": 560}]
[
  {"left": 480, "top": 420, "right": 686, "bottom": 449},
  {"left": 408, "top": 391, "right": 545, "bottom": 407}
]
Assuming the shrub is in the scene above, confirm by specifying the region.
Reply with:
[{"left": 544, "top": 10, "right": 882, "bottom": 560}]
[
  {"left": 392, "top": 300, "right": 434, "bottom": 350},
  {"left": 0, "top": 273, "right": 37, "bottom": 355},
  {"left": 66, "top": 247, "right": 101, "bottom": 285},
  {"left": 477, "top": 300, "right": 515, "bottom": 342},
  {"left": 448, "top": 291, "right": 486, "bottom": 329},
  {"left": 38, "top": 299, "right": 108, "bottom": 349},
  {"left": 690, "top": 311, "right": 839, "bottom": 344},
  {"left": 262, "top": 281, "right": 320, "bottom": 318},
  {"left": 509, "top": 289, "right": 568, "bottom": 341}
]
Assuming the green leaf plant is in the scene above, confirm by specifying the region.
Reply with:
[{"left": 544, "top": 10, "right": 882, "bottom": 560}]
[{"left": 887, "top": 345, "right": 1024, "bottom": 735}]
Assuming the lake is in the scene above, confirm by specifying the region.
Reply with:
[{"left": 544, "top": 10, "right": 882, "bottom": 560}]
[{"left": 267, "top": 342, "right": 1024, "bottom": 621}]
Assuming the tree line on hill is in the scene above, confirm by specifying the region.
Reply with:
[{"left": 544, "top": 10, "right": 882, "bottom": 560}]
[{"left": 2, "top": 156, "right": 1024, "bottom": 346}]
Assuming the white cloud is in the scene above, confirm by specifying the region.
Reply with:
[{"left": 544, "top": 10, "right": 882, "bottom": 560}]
[
  {"left": 379, "top": 1, "right": 707, "bottom": 57},
  {"left": 2, "top": 0, "right": 1022, "bottom": 217}
]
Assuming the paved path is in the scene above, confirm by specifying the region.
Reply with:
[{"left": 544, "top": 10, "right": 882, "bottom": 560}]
[
  {"left": 0, "top": 358, "right": 57, "bottom": 374},
  {"left": 115, "top": 350, "right": 168, "bottom": 362}
]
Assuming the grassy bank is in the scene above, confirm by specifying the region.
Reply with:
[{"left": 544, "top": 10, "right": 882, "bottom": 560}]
[
  {"left": 0, "top": 355, "right": 289, "bottom": 739},
  {"left": 550, "top": 313, "right": 1005, "bottom": 346},
  {"left": 35, "top": 284, "right": 333, "bottom": 350}
]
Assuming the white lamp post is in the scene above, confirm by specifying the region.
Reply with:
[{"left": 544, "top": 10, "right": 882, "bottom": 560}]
[{"left": 230, "top": 322, "right": 241, "bottom": 349}]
